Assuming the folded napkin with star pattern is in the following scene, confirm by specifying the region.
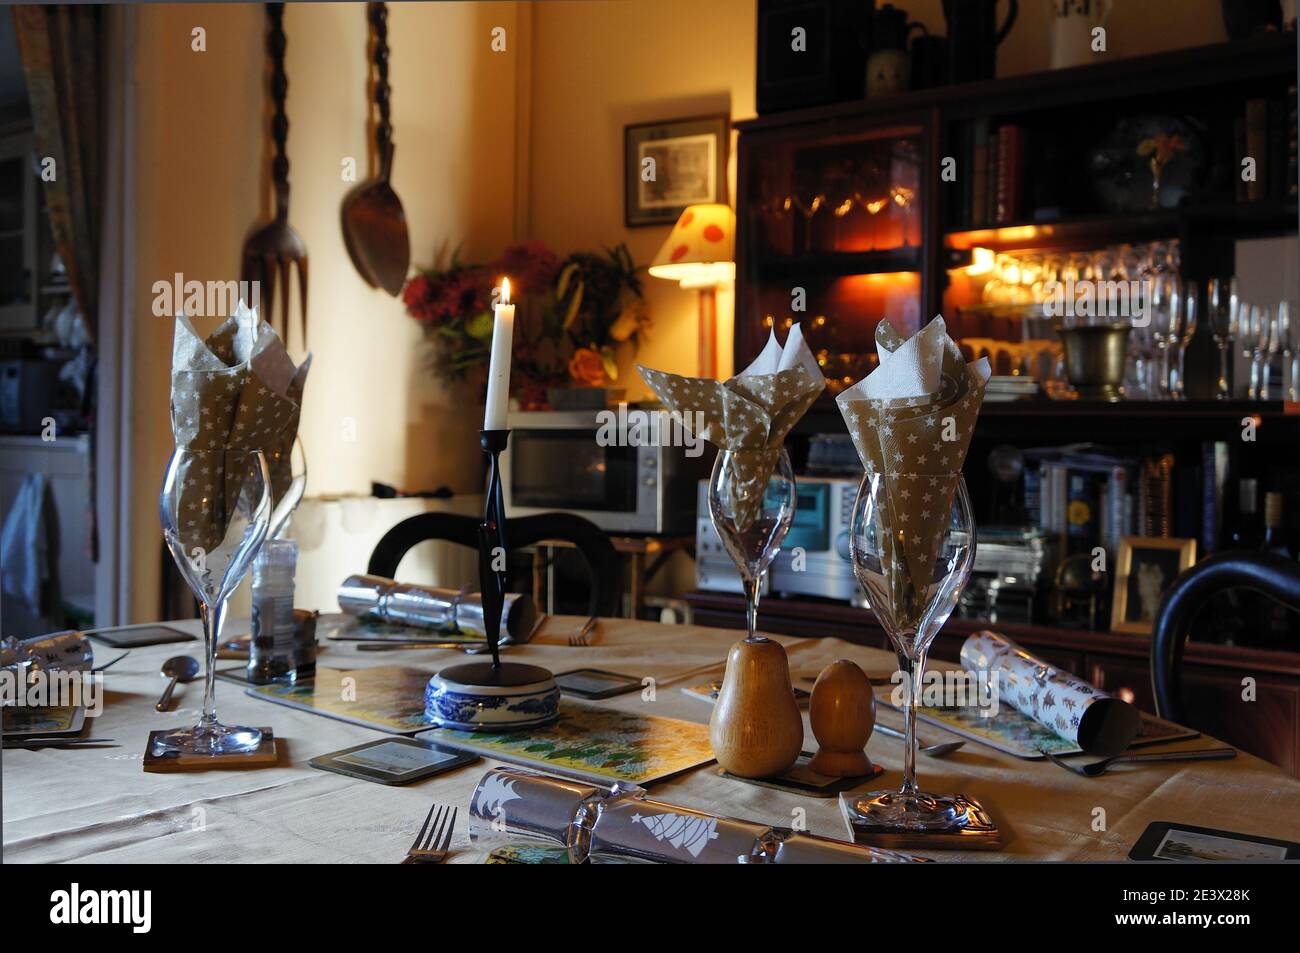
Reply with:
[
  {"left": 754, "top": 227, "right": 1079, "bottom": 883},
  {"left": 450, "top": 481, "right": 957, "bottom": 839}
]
[
  {"left": 637, "top": 323, "right": 825, "bottom": 530},
  {"left": 169, "top": 301, "right": 310, "bottom": 549},
  {"left": 836, "top": 317, "right": 990, "bottom": 618}
]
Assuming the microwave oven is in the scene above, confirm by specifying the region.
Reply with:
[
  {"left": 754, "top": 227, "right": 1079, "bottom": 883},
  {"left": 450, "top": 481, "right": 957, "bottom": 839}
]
[{"left": 502, "top": 410, "right": 714, "bottom": 535}]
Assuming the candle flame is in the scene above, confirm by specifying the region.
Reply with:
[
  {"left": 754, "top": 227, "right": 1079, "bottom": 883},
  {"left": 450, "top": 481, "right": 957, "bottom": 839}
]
[{"left": 501, "top": 277, "right": 511, "bottom": 304}]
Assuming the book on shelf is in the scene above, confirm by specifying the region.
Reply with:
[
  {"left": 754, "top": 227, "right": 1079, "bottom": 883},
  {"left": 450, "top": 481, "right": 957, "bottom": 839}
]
[
  {"left": 1024, "top": 445, "right": 1137, "bottom": 559},
  {"left": 995, "top": 124, "right": 1024, "bottom": 225}
]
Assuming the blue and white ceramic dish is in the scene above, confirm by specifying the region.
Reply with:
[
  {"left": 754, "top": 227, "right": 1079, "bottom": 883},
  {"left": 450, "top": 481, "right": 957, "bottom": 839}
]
[{"left": 425, "top": 662, "right": 561, "bottom": 731}]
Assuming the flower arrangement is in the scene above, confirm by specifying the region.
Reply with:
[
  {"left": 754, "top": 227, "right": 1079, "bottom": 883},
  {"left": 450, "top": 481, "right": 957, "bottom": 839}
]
[
  {"left": 403, "top": 240, "right": 649, "bottom": 408},
  {"left": 1137, "top": 131, "right": 1188, "bottom": 209}
]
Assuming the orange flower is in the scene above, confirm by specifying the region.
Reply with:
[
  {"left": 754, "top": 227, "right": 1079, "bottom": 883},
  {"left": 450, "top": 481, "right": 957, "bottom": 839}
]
[
  {"left": 1138, "top": 133, "right": 1187, "bottom": 167},
  {"left": 569, "top": 347, "right": 612, "bottom": 386}
]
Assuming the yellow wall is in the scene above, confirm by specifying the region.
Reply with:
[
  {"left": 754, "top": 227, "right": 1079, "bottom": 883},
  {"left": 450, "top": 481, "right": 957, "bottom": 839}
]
[
  {"left": 525, "top": 0, "right": 758, "bottom": 391},
  {"left": 127, "top": 2, "right": 521, "bottom": 619}
]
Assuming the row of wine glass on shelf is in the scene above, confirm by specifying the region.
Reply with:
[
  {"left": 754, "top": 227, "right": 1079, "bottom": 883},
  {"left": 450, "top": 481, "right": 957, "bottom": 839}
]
[
  {"left": 976, "top": 241, "right": 1299, "bottom": 402},
  {"left": 752, "top": 146, "right": 922, "bottom": 254}
]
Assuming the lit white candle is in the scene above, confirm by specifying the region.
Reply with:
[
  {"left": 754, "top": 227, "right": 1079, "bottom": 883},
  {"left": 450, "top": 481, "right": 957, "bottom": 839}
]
[{"left": 483, "top": 277, "right": 515, "bottom": 431}]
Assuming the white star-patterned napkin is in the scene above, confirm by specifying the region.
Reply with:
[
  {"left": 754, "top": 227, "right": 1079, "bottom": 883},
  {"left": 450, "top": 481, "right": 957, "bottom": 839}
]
[
  {"left": 637, "top": 323, "right": 825, "bottom": 530},
  {"left": 169, "top": 300, "right": 311, "bottom": 549},
  {"left": 836, "top": 316, "right": 989, "bottom": 601}
]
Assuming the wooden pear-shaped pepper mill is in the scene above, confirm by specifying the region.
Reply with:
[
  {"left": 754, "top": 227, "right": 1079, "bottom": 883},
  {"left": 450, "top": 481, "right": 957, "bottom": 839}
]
[
  {"left": 809, "top": 659, "right": 877, "bottom": 777},
  {"left": 710, "top": 637, "right": 804, "bottom": 778}
]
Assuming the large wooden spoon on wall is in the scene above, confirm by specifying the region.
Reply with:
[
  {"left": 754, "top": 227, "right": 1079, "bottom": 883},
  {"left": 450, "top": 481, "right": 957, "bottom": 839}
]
[{"left": 341, "top": 2, "right": 410, "bottom": 296}]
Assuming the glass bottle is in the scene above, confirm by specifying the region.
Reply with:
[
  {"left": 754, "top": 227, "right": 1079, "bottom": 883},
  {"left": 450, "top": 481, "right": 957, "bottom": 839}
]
[{"left": 248, "top": 539, "right": 299, "bottom": 684}]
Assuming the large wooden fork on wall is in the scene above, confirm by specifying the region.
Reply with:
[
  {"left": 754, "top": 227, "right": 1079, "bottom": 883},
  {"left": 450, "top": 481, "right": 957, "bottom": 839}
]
[{"left": 241, "top": 2, "right": 308, "bottom": 349}]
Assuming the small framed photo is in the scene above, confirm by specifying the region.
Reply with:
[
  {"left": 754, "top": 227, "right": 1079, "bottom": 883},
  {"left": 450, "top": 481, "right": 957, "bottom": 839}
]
[
  {"left": 624, "top": 114, "right": 729, "bottom": 227},
  {"left": 1111, "top": 536, "right": 1197, "bottom": 635}
]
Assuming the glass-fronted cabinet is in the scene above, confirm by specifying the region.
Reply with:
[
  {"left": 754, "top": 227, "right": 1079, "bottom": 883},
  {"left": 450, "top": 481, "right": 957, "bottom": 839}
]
[{"left": 735, "top": 115, "right": 934, "bottom": 394}]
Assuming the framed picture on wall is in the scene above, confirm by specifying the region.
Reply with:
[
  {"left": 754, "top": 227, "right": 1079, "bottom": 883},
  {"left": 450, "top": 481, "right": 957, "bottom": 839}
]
[
  {"left": 1110, "top": 536, "right": 1198, "bottom": 635},
  {"left": 624, "top": 114, "right": 729, "bottom": 227}
]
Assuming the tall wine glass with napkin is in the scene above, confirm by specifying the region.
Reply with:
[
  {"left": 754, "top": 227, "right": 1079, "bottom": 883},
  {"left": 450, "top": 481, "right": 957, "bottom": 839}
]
[
  {"left": 156, "top": 302, "right": 310, "bottom": 755},
  {"left": 838, "top": 317, "right": 990, "bottom": 831},
  {"left": 639, "top": 324, "right": 825, "bottom": 777}
]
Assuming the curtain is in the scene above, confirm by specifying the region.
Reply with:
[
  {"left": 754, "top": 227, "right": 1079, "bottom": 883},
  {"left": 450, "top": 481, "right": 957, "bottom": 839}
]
[
  {"left": 12, "top": 3, "right": 101, "bottom": 345},
  {"left": 13, "top": 4, "right": 104, "bottom": 570}
]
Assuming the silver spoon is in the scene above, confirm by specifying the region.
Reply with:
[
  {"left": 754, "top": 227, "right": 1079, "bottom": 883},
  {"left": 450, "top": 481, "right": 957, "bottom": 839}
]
[
  {"left": 874, "top": 722, "right": 966, "bottom": 758},
  {"left": 155, "top": 656, "right": 200, "bottom": 712},
  {"left": 1042, "top": 746, "right": 1236, "bottom": 777}
]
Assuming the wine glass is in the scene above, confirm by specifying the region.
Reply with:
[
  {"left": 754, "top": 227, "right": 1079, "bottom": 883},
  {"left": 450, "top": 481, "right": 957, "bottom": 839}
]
[
  {"left": 1248, "top": 304, "right": 1269, "bottom": 399},
  {"left": 788, "top": 169, "right": 824, "bottom": 253},
  {"left": 822, "top": 159, "right": 855, "bottom": 250},
  {"left": 1265, "top": 303, "right": 1284, "bottom": 401},
  {"left": 1170, "top": 282, "right": 1197, "bottom": 399},
  {"left": 848, "top": 472, "right": 975, "bottom": 830},
  {"left": 853, "top": 156, "right": 890, "bottom": 249},
  {"left": 1279, "top": 301, "right": 1299, "bottom": 402},
  {"left": 707, "top": 449, "right": 796, "bottom": 643},
  {"left": 1148, "top": 259, "right": 1179, "bottom": 399},
  {"left": 267, "top": 435, "right": 308, "bottom": 540},
  {"left": 1207, "top": 277, "right": 1238, "bottom": 400},
  {"left": 157, "top": 448, "right": 271, "bottom": 755}
]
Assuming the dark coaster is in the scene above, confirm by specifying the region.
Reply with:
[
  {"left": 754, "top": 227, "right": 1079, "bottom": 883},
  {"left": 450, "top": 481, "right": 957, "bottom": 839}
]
[
  {"left": 143, "top": 727, "right": 280, "bottom": 772},
  {"left": 719, "top": 752, "right": 885, "bottom": 797}
]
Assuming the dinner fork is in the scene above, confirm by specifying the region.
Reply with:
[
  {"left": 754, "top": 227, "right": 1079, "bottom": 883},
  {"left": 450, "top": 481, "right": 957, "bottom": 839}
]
[
  {"left": 568, "top": 615, "right": 600, "bottom": 647},
  {"left": 1041, "top": 746, "right": 1236, "bottom": 778},
  {"left": 403, "top": 804, "right": 456, "bottom": 864}
]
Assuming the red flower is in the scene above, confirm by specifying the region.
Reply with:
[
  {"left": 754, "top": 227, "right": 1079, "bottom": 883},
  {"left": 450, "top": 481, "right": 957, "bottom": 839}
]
[
  {"left": 402, "top": 274, "right": 437, "bottom": 322},
  {"left": 495, "top": 240, "right": 560, "bottom": 297}
]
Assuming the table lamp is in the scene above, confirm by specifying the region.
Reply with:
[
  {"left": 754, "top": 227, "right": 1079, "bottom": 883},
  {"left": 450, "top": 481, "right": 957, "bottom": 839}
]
[{"left": 648, "top": 203, "right": 735, "bottom": 379}]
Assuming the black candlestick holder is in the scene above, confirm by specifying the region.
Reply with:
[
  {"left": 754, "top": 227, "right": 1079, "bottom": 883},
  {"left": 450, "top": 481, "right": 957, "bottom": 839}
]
[
  {"left": 478, "top": 429, "right": 510, "bottom": 669},
  {"left": 423, "top": 429, "right": 561, "bottom": 731}
]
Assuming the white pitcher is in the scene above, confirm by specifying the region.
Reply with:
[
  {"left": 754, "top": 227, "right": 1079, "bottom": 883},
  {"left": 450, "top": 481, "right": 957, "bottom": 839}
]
[{"left": 1046, "top": 0, "right": 1113, "bottom": 70}]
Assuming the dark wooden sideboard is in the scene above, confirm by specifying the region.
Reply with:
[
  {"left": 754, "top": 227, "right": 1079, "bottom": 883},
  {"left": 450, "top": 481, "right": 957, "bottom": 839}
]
[{"left": 686, "top": 590, "right": 1300, "bottom": 776}]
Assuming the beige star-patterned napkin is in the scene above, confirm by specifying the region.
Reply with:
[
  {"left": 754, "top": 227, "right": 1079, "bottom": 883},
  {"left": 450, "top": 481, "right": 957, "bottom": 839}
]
[
  {"left": 637, "top": 323, "right": 825, "bottom": 530},
  {"left": 836, "top": 317, "right": 990, "bottom": 617},
  {"left": 170, "top": 300, "right": 311, "bottom": 549}
]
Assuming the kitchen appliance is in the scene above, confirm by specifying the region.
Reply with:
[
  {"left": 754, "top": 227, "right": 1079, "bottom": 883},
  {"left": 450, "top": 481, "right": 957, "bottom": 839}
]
[
  {"left": 695, "top": 479, "right": 770, "bottom": 596},
  {"left": 502, "top": 409, "right": 713, "bottom": 535},
  {"left": 695, "top": 476, "right": 863, "bottom": 603}
]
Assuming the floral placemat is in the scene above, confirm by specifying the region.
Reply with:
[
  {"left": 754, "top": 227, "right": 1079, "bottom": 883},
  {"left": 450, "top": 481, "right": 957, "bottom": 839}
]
[{"left": 420, "top": 699, "right": 713, "bottom": 785}]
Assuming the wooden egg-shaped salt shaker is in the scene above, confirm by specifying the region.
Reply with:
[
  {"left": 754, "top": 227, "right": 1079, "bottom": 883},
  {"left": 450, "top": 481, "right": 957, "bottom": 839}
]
[
  {"left": 709, "top": 637, "right": 804, "bottom": 779},
  {"left": 808, "top": 659, "right": 876, "bottom": 777}
]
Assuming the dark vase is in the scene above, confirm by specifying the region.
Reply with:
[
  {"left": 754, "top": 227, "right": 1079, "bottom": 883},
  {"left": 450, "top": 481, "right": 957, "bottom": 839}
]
[{"left": 943, "top": 0, "right": 1018, "bottom": 83}]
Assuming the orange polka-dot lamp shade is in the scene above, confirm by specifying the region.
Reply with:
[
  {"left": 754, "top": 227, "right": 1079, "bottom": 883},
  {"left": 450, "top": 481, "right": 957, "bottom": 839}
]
[{"left": 648, "top": 203, "right": 736, "bottom": 288}]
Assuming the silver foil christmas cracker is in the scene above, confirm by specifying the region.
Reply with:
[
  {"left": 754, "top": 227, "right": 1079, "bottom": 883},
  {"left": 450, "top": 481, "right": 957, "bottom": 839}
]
[
  {"left": 337, "top": 574, "right": 536, "bottom": 642},
  {"left": 466, "top": 767, "right": 924, "bottom": 864},
  {"left": 961, "top": 630, "right": 1141, "bottom": 755}
]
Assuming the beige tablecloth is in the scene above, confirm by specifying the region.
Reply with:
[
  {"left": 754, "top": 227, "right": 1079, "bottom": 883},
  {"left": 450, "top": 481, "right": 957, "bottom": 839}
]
[{"left": 6, "top": 617, "right": 1299, "bottom": 863}]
